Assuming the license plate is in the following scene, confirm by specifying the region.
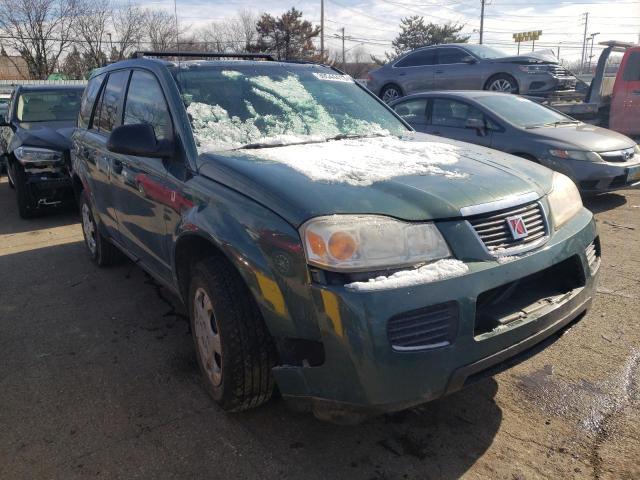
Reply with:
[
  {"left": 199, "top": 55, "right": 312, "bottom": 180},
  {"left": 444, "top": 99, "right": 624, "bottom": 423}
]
[{"left": 628, "top": 165, "right": 640, "bottom": 183}]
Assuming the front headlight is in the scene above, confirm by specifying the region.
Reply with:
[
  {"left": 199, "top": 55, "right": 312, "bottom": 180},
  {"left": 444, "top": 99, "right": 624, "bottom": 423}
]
[
  {"left": 300, "top": 215, "right": 451, "bottom": 272},
  {"left": 634, "top": 144, "right": 640, "bottom": 156},
  {"left": 518, "top": 65, "right": 550, "bottom": 74},
  {"left": 549, "top": 149, "right": 602, "bottom": 162},
  {"left": 14, "top": 146, "right": 63, "bottom": 164},
  {"left": 547, "top": 172, "right": 582, "bottom": 230}
]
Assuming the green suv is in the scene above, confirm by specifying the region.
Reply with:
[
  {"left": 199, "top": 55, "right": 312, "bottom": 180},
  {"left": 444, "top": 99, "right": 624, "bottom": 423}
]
[{"left": 71, "top": 53, "right": 600, "bottom": 422}]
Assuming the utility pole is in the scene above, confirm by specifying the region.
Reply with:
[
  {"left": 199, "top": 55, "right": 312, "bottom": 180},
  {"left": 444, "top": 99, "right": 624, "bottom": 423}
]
[
  {"left": 587, "top": 32, "right": 600, "bottom": 72},
  {"left": 580, "top": 12, "right": 589, "bottom": 74},
  {"left": 341, "top": 27, "right": 346, "bottom": 72},
  {"left": 479, "top": 0, "right": 485, "bottom": 44},
  {"left": 320, "top": 0, "right": 325, "bottom": 58}
]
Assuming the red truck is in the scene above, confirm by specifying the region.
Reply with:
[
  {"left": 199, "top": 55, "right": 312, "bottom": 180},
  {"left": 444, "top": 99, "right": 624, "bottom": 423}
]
[{"left": 543, "top": 41, "right": 640, "bottom": 140}]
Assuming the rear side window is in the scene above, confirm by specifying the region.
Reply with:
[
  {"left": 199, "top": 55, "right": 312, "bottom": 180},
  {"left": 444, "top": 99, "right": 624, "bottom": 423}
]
[
  {"left": 394, "top": 98, "right": 428, "bottom": 122},
  {"left": 395, "top": 49, "right": 436, "bottom": 67},
  {"left": 93, "top": 70, "right": 129, "bottom": 134},
  {"left": 123, "top": 70, "right": 173, "bottom": 140},
  {"left": 622, "top": 52, "right": 640, "bottom": 81},
  {"left": 78, "top": 73, "right": 105, "bottom": 129}
]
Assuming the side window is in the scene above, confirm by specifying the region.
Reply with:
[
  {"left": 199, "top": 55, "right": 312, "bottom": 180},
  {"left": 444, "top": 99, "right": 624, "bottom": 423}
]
[
  {"left": 431, "top": 98, "right": 484, "bottom": 128},
  {"left": 123, "top": 70, "right": 173, "bottom": 140},
  {"left": 622, "top": 52, "right": 640, "bottom": 81},
  {"left": 78, "top": 73, "right": 105, "bottom": 129},
  {"left": 394, "top": 99, "right": 428, "bottom": 123},
  {"left": 93, "top": 70, "right": 129, "bottom": 134},
  {"left": 395, "top": 49, "right": 436, "bottom": 68},
  {"left": 437, "top": 48, "right": 468, "bottom": 65}
]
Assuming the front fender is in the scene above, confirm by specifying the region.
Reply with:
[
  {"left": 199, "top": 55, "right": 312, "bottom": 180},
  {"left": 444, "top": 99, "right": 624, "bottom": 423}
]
[{"left": 172, "top": 176, "right": 322, "bottom": 343}]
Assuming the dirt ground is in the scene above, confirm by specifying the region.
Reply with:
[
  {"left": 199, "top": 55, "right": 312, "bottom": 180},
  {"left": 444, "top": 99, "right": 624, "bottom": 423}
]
[{"left": 0, "top": 175, "right": 638, "bottom": 480}]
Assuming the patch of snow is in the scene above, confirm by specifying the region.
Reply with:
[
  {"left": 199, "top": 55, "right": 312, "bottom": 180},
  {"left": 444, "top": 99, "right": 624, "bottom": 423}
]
[
  {"left": 244, "top": 136, "right": 469, "bottom": 186},
  {"left": 344, "top": 259, "right": 468, "bottom": 292},
  {"left": 496, "top": 255, "right": 519, "bottom": 264}
]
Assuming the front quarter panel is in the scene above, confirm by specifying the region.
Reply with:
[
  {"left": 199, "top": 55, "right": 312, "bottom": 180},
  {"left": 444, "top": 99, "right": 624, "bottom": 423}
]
[{"left": 172, "top": 174, "right": 322, "bottom": 343}]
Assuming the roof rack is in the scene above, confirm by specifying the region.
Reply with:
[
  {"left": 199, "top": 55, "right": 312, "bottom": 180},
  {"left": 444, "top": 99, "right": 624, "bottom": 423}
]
[{"left": 132, "top": 51, "right": 275, "bottom": 61}]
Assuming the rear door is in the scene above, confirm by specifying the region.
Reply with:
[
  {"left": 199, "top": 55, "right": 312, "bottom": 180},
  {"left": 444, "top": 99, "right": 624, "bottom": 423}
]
[
  {"left": 610, "top": 49, "right": 640, "bottom": 137},
  {"left": 433, "top": 47, "right": 479, "bottom": 90},
  {"left": 393, "top": 49, "right": 437, "bottom": 94},
  {"left": 109, "top": 68, "right": 175, "bottom": 283},
  {"left": 392, "top": 97, "right": 429, "bottom": 132},
  {"left": 424, "top": 97, "right": 493, "bottom": 146}
]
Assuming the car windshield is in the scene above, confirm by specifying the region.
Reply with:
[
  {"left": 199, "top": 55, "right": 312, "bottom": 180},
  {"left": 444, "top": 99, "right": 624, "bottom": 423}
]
[
  {"left": 462, "top": 44, "right": 508, "bottom": 59},
  {"left": 16, "top": 90, "right": 83, "bottom": 122},
  {"left": 475, "top": 94, "right": 574, "bottom": 128},
  {"left": 173, "top": 64, "right": 408, "bottom": 151}
]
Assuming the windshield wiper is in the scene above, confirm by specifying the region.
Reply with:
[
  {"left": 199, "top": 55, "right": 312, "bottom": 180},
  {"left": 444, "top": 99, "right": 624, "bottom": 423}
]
[
  {"left": 525, "top": 120, "right": 580, "bottom": 129},
  {"left": 235, "top": 132, "right": 389, "bottom": 150}
]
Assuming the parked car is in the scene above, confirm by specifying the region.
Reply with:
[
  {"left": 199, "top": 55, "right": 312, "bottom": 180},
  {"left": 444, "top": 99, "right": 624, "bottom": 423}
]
[
  {"left": 1, "top": 85, "right": 84, "bottom": 218},
  {"left": 0, "top": 88, "right": 11, "bottom": 173},
  {"left": 368, "top": 44, "right": 577, "bottom": 103},
  {"left": 391, "top": 91, "right": 640, "bottom": 194},
  {"left": 72, "top": 53, "right": 600, "bottom": 423}
]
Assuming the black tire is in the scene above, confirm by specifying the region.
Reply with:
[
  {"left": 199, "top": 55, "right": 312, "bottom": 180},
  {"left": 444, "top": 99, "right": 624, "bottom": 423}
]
[
  {"left": 484, "top": 74, "right": 519, "bottom": 94},
  {"left": 380, "top": 84, "right": 403, "bottom": 103},
  {"left": 13, "top": 163, "right": 36, "bottom": 219},
  {"left": 79, "top": 190, "right": 121, "bottom": 267},
  {"left": 189, "top": 256, "right": 277, "bottom": 412}
]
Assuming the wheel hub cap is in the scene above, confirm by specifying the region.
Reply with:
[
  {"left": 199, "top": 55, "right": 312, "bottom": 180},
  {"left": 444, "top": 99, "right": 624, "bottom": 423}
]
[
  {"left": 193, "top": 288, "right": 222, "bottom": 386},
  {"left": 382, "top": 88, "right": 399, "bottom": 103},
  {"left": 81, "top": 203, "right": 97, "bottom": 254},
  {"left": 490, "top": 79, "right": 514, "bottom": 92}
]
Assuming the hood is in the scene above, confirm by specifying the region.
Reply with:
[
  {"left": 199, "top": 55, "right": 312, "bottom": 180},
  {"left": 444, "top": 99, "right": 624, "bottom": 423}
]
[
  {"left": 490, "top": 50, "right": 558, "bottom": 64},
  {"left": 15, "top": 121, "right": 76, "bottom": 151},
  {"left": 529, "top": 123, "right": 636, "bottom": 153},
  {"left": 196, "top": 134, "right": 554, "bottom": 226}
]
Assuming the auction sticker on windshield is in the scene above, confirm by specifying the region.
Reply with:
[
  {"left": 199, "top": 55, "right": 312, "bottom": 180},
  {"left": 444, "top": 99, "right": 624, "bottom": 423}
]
[{"left": 312, "top": 72, "right": 353, "bottom": 83}]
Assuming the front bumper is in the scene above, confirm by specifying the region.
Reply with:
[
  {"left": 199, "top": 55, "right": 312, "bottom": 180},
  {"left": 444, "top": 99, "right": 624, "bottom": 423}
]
[
  {"left": 544, "top": 157, "right": 640, "bottom": 194},
  {"left": 520, "top": 74, "right": 577, "bottom": 95},
  {"left": 275, "top": 209, "right": 599, "bottom": 421}
]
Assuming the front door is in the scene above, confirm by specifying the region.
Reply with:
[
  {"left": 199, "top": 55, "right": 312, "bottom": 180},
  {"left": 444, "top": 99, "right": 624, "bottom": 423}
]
[
  {"left": 393, "top": 97, "right": 429, "bottom": 132},
  {"left": 393, "top": 49, "right": 438, "bottom": 94},
  {"left": 425, "top": 98, "right": 493, "bottom": 147},
  {"left": 433, "top": 47, "right": 479, "bottom": 90},
  {"left": 610, "top": 49, "right": 640, "bottom": 137},
  {"left": 109, "top": 69, "right": 176, "bottom": 283}
]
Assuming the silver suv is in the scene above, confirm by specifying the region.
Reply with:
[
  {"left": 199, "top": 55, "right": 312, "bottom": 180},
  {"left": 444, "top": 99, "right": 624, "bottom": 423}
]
[{"left": 368, "top": 44, "right": 577, "bottom": 103}]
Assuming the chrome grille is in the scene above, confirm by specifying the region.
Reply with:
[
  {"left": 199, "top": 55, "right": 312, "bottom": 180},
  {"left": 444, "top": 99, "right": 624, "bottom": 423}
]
[
  {"left": 387, "top": 302, "right": 458, "bottom": 350},
  {"left": 599, "top": 147, "right": 635, "bottom": 163},
  {"left": 468, "top": 202, "right": 548, "bottom": 254},
  {"left": 548, "top": 65, "right": 573, "bottom": 76}
]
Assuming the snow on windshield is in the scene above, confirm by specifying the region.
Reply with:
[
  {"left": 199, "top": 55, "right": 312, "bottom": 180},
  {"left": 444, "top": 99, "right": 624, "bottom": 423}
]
[
  {"left": 242, "top": 136, "right": 469, "bottom": 186},
  {"left": 187, "top": 71, "right": 390, "bottom": 152}
]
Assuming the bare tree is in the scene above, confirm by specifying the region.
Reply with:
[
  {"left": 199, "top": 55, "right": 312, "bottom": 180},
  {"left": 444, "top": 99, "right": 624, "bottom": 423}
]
[
  {"left": 110, "top": 3, "right": 145, "bottom": 60},
  {"left": 198, "top": 10, "right": 258, "bottom": 53},
  {"left": 0, "top": 0, "right": 78, "bottom": 79},
  {"left": 74, "top": 0, "right": 110, "bottom": 70},
  {"left": 145, "top": 10, "right": 178, "bottom": 52}
]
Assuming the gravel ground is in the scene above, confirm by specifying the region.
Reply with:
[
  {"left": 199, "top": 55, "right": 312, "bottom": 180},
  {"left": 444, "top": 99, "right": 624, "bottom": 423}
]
[{"left": 0, "top": 176, "right": 638, "bottom": 480}]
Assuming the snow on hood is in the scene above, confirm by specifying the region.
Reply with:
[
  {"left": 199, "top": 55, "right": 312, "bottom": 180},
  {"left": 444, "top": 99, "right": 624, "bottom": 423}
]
[
  {"left": 345, "top": 259, "right": 469, "bottom": 292},
  {"left": 241, "top": 135, "right": 471, "bottom": 187}
]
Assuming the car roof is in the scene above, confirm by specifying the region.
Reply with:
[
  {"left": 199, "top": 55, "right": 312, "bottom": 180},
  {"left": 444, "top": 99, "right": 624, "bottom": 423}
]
[
  {"left": 390, "top": 91, "right": 510, "bottom": 104},
  {"left": 16, "top": 84, "right": 85, "bottom": 91}
]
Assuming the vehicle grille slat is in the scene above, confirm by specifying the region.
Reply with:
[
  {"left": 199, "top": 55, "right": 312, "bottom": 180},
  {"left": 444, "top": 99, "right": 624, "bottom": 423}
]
[
  {"left": 468, "top": 201, "right": 549, "bottom": 254},
  {"left": 387, "top": 302, "right": 458, "bottom": 350}
]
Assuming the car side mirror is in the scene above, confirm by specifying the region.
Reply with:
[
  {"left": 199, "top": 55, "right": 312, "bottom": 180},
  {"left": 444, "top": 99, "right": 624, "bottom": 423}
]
[
  {"left": 107, "top": 124, "right": 174, "bottom": 158},
  {"left": 465, "top": 117, "right": 487, "bottom": 136},
  {"left": 462, "top": 55, "right": 477, "bottom": 64}
]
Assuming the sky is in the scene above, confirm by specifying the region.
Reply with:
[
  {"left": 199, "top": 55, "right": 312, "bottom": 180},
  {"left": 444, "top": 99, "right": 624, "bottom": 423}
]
[{"left": 132, "top": 0, "right": 640, "bottom": 64}]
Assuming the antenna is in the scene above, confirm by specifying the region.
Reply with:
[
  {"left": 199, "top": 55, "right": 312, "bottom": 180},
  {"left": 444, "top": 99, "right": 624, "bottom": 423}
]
[{"left": 173, "top": 0, "right": 181, "bottom": 69}]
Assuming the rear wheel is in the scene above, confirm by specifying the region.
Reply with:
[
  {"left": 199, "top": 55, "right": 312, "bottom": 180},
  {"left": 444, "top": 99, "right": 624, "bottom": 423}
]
[
  {"left": 380, "top": 84, "right": 403, "bottom": 103},
  {"left": 79, "top": 190, "right": 121, "bottom": 266},
  {"left": 189, "top": 256, "right": 277, "bottom": 412},
  {"left": 485, "top": 74, "right": 519, "bottom": 94}
]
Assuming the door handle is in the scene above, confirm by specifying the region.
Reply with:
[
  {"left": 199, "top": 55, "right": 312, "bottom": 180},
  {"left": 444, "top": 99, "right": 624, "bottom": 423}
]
[
  {"left": 398, "top": 72, "right": 406, "bottom": 76},
  {"left": 432, "top": 131, "right": 441, "bottom": 135},
  {"left": 435, "top": 70, "right": 444, "bottom": 74}
]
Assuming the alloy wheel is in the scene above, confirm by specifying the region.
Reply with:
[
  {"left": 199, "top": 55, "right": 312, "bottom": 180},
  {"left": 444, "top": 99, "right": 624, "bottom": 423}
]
[
  {"left": 81, "top": 203, "right": 97, "bottom": 255},
  {"left": 382, "top": 87, "right": 400, "bottom": 103},
  {"left": 489, "top": 79, "right": 515, "bottom": 92}
]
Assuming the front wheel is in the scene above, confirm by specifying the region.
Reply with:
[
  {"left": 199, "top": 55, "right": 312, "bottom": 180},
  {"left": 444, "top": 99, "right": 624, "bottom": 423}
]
[
  {"left": 380, "top": 84, "right": 403, "bottom": 103},
  {"left": 485, "top": 74, "right": 519, "bottom": 94},
  {"left": 189, "top": 256, "right": 277, "bottom": 412}
]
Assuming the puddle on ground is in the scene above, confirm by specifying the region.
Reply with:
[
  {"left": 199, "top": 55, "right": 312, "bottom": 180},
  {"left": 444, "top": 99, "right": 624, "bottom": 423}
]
[{"left": 514, "top": 348, "right": 640, "bottom": 436}]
